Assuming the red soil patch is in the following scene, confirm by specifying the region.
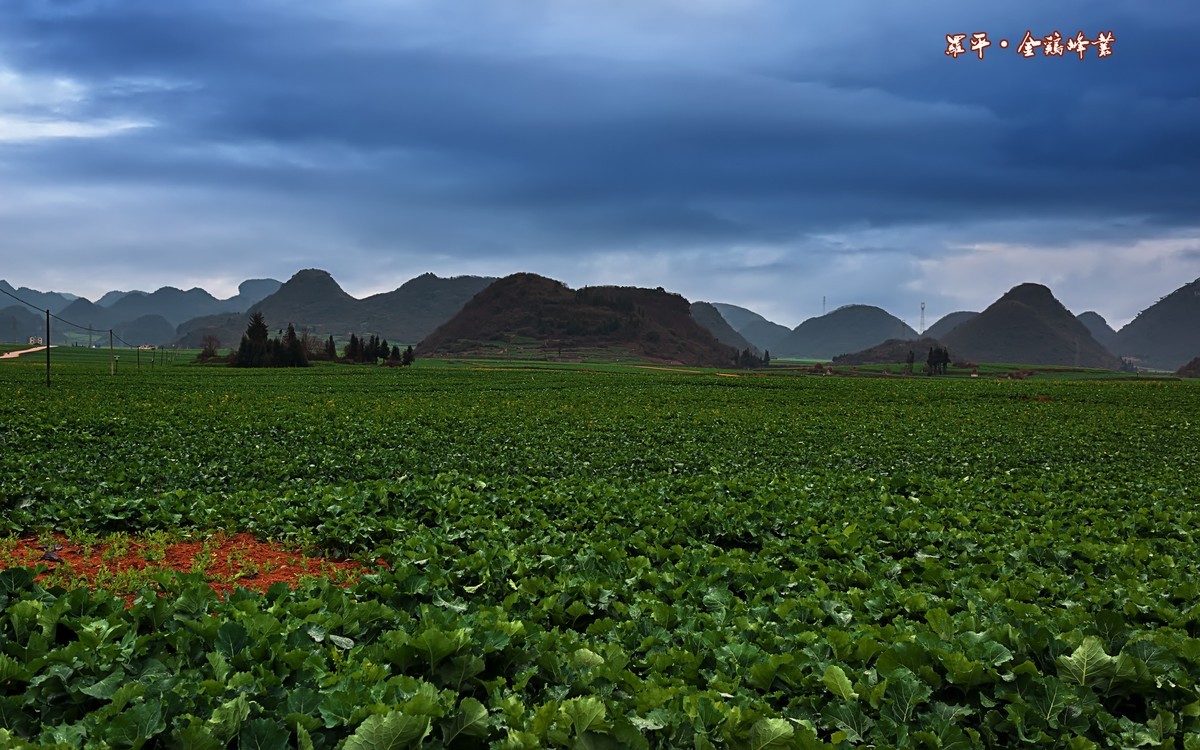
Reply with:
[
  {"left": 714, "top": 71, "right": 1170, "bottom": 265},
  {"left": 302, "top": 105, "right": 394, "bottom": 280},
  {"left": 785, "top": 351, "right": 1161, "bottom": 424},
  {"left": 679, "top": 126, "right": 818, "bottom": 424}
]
[{"left": 1, "top": 532, "right": 386, "bottom": 602}]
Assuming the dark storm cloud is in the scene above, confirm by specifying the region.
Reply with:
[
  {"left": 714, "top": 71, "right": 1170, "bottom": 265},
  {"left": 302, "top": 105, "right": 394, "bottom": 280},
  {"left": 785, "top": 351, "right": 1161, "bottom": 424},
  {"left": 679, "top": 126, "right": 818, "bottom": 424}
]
[{"left": 1, "top": 0, "right": 1197, "bottom": 322}]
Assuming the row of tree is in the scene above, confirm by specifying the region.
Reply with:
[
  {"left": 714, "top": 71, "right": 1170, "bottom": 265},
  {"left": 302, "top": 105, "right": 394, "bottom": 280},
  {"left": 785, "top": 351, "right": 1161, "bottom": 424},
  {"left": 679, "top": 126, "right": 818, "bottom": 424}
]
[
  {"left": 736, "top": 348, "right": 771, "bottom": 369},
  {"left": 233, "top": 314, "right": 309, "bottom": 368},
  {"left": 223, "top": 313, "right": 415, "bottom": 368},
  {"left": 344, "top": 334, "right": 415, "bottom": 365}
]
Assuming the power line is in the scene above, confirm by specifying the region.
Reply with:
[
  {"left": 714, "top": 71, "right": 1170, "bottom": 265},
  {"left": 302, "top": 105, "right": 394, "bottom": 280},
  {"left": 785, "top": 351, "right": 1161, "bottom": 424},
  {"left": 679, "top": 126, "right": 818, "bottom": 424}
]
[
  {"left": 1, "top": 282, "right": 157, "bottom": 379},
  {"left": 49, "top": 310, "right": 104, "bottom": 335},
  {"left": 1, "top": 283, "right": 115, "bottom": 337},
  {"left": 0, "top": 285, "right": 42, "bottom": 311}
]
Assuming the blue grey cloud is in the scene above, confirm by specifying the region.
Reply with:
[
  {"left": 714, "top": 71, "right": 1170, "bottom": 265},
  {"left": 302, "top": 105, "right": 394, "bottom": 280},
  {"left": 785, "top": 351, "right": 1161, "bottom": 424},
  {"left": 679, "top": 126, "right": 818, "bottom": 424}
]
[{"left": 0, "top": 0, "right": 1197, "bottom": 326}]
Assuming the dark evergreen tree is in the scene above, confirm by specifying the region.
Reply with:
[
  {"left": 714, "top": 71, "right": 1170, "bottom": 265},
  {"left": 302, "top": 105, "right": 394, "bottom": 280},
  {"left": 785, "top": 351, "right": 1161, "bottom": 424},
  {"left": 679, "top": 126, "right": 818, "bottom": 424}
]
[
  {"left": 736, "top": 347, "right": 766, "bottom": 369},
  {"left": 390, "top": 345, "right": 401, "bottom": 361},
  {"left": 283, "top": 323, "right": 308, "bottom": 367},
  {"left": 344, "top": 334, "right": 360, "bottom": 361},
  {"left": 234, "top": 312, "right": 270, "bottom": 367},
  {"left": 325, "top": 335, "right": 337, "bottom": 360},
  {"left": 402, "top": 345, "right": 415, "bottom": 366},
  {"left": 232, "top": 313, "right": 308, "bottom": 368}
]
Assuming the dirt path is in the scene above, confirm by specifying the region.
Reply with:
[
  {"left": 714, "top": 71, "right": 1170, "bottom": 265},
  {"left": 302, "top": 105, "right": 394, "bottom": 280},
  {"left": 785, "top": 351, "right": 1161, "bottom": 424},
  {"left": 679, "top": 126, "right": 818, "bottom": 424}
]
[
  {"left": 632, "top": 365, "right": 703, "bottom": 374},
  {"left": 0, "top": 345, "right": 52, "bottom": 359}
]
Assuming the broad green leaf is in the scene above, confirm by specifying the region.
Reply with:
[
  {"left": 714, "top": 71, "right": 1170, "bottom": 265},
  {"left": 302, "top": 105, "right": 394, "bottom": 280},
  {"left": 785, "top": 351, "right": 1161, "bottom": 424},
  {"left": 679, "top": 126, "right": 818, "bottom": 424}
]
[
  {"left": 938, "top": 652, "right": 986, "bottom": 687},
  {"left": 1058, "top": 636, "right": 1117, "bottom": 687},
  {"left": 441, "top": 698, "right": 490, "bottom": 744},
  {"left": 562, "top": 697, "right": 608, "bottom": 736},
  {"left": 80, "top": 670, "right": 126, "bottom": 700},
  {"left": 0, "top": 654, "right": 31, "bottom": 685},
  {"left": 925, "top": 608, "right": 955, "bottom": 641},
  {"left": 748, "top": 718, "right": 794, "bottom": 750},
  {"left": 207, "top": 695, "right": 252, "bottom": 744},
  {"left": 959, "top": 632, "right": 1013, "bottom": 667},
  {"left": 438, "top": 654, "right": 485, "bottom": 690},
  {"left": 343, "top": 712, "right": 432, "bottom": 750},
  {"left": 494, "top": 730, "right": 541, "bottom": 750},
  {"left": 43, "top": 722, "right": 88, "bottom": 747},
  {"left": 1094, "top": 609, "right": 1126, "bottom": 645},
  {"left": 305, "top": 624, "right": 326, "bottom": 643},
  {"left": 0, "top": 696, "right": 32, "bottom": 735},
  {"left": 573, "top": 731, "right": 624, "bottom": 750},
  {"left": 0, "top": 568, "right": 34, "bottom": 597},
  {"left": 821, "top": 703, "right": 874, "bottom": 743},
  {"left": 215, "top": 621, "right": 250, "bottom": 656},
  {"left": 1026, "top": 676, "right": 1072, "bottom": 729},
  {"left": 238, "top": 718, "right": 290, "bottom": 750},
  {"left": 286, "top": 688, "right": 321, "bottom": 716},
  {"left": 881, "top": 668, "right": 931, "bottom": 724},
  {"left": 105, "top": 699, "right": 165, "bottom": 749},
  {"left": 411, "top": 628, "right": 462, "bottom": 668},
  {"left": 821, "top": 665, "right": 857, "bottom": 701},
  {"left": 748, "top": 661, "right": 779, "bottom": 692},
  {"left": 629, "top": 709, "right": 671, "bottom": 732},
  {"left": 171, "top": 724, "right": 223, "bottom": 750}
]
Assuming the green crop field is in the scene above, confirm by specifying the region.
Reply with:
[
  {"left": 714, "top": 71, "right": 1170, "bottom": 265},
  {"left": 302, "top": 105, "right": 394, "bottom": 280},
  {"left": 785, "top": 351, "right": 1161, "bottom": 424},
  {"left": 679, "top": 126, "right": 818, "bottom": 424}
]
[{"left": 1, "top": 350, "right": 1199, "bottom": 748}]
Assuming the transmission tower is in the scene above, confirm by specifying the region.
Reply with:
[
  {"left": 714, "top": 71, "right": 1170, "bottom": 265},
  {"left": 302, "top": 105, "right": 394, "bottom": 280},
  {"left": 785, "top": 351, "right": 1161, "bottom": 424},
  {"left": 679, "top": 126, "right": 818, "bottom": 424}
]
[{"left": 920, "top": 302, "right": 925, "bottom": 335}]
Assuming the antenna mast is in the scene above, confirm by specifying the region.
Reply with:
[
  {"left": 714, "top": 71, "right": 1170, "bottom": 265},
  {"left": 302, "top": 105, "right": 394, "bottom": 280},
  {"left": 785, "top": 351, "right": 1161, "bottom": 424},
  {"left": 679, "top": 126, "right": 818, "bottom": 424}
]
[
  {"left": 920, "top": 302, "right": 926, "bottom": 335},
  {"left": 822, "top": 295, "right": 826, "bottom": 316}
]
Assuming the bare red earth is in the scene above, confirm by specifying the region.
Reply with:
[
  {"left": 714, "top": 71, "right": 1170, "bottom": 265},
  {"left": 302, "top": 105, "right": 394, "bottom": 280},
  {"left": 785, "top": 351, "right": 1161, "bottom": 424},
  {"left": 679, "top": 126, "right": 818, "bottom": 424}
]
[{"left": 1, "top": 532, "right": 385, "bottom": 601}]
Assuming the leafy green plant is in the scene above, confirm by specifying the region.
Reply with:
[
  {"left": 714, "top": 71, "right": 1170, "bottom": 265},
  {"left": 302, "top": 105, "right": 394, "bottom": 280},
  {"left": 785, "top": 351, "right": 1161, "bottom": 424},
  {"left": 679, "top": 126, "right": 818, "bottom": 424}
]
[{"left": 1, "top": 363, "right": 1198, "bottom": 745}]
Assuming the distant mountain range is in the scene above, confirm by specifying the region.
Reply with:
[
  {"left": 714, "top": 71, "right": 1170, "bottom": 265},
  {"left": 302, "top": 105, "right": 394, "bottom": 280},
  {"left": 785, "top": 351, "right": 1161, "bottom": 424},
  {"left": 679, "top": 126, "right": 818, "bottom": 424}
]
[
  {"left": 1111, "top": 278, "right": 1200, "bottom": 371},
  {"left": 0, "top": 278, "right": 283, "bottom": 346},
  {"left": 1, "top": 271, "right": 492, "bottom": 349},
  {"left": 0, "top": 280, "right": 78, "bottom": 315},
  {"left": 3, "top": 271, "right": 1199, "bottom": 370},
  {"left": 709, "top": 303, "right": 792, "bottom": 353},
  {"left": 418, "top": 273, "right": 738, "bottom": 367},
  {"left": 689, "top": 303, "right": 755, "bottom": 353},
  {"left": 772, "top": 305, "right": 917, "bottom": 360},
  {"left": 703, "top": 278, "right": 1198, "bottom": 370},
  {"left": 0, "top": 305, "right": 43, "bottom": 344},
  {"left": 1076, "top": 311, "right": 1117, "bottom": 351},
  {"left": 940, "top": 283, "right": 1121, "bottom": 369},
  {"left": 923, "top": 311, "right": 978, "bottom": 341},
  {"left": 174, "top": 270, "right": 495, "bottom": 348}
]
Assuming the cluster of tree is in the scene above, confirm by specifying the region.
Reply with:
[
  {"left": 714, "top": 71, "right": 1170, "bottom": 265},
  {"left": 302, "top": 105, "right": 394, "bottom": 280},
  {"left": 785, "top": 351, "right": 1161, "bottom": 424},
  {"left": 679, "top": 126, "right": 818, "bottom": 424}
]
[
  {"left": 198, "top": 334, "right": 221, "bottom": 362},
  {"left": 344, "top": 333, "right": 390, "bottom": 363},
  {"left": 232, "top": 313, "right": 309, "bottom": 368},
  {"left": 343, "top": 333, "right": 415, "bottom": 366},
  {"left": 736, "top": 348, "right": 770, "bottom": 369},
  {"left": 927, "top": 346, "right": 951, "bottom": 375}
]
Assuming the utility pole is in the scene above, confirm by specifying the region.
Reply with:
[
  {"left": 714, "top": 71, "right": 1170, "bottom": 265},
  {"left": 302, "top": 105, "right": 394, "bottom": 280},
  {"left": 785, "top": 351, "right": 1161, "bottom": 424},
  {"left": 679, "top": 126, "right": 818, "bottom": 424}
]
[
  {"left": 109, "top": 330, "right": 115, "bottom": 376},
  {"left": 45, "top": 310, "right": 50, "bottom": 388}
]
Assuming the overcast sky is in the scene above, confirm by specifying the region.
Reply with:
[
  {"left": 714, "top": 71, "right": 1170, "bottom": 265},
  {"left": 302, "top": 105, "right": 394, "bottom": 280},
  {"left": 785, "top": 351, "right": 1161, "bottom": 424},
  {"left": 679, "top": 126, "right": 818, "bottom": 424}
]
[{"left": 2, "top": 0, "right": 1198, "bottom": 329}]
